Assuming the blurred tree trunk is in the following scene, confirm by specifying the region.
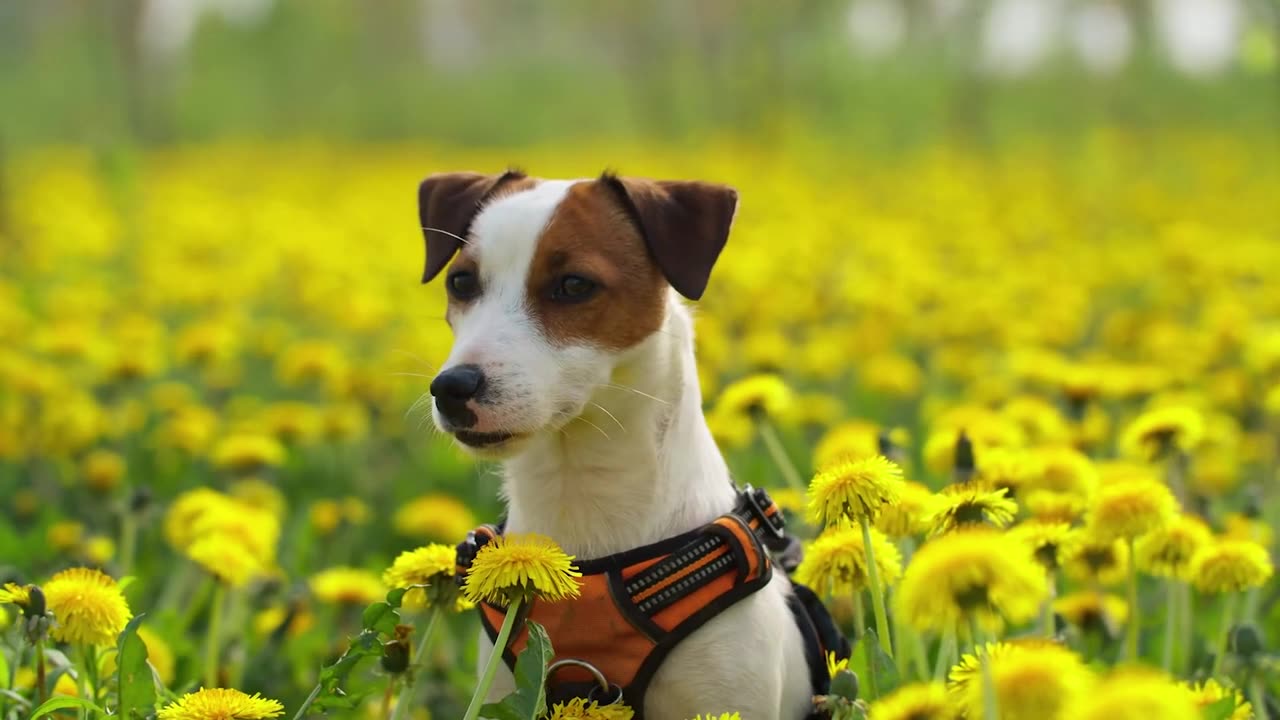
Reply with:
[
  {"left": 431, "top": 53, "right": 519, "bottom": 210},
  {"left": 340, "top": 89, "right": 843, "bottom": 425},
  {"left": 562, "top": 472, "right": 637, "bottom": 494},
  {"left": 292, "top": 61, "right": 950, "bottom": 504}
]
[{"left": 110, "top": 0, "right": 153, "bottom": 143}]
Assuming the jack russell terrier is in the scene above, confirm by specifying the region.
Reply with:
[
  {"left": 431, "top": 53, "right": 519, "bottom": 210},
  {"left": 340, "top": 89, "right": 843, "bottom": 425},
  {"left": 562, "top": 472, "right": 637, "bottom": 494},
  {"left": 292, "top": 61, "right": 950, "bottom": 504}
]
[{"left": 420, "top": 171, "right": 845, "bottom": 720}]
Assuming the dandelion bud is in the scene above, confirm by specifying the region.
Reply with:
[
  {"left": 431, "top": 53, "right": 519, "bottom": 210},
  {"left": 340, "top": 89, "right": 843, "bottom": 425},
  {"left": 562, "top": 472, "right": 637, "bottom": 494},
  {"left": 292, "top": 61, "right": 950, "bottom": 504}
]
[
  {"left": 1229, "top": 623, "right": 1264, "bottom": 658},
  {"left": 830, "top": 668, "right": 859, "bottom": 700},
  {"left": 953, "top": 430, "right": 975, "bottom": 483},
  {"left": 129, "top": 486, "right": 152, "bottom": 514},
  {"left": 381, "top": 629, "right": 412, "bottom": 674}
]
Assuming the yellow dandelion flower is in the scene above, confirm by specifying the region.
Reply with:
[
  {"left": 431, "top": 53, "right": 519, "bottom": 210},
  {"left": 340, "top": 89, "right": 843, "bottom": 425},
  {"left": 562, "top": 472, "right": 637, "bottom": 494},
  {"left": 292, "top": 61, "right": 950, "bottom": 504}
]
[
  {"left": 708, "top": 409, "right": 754, "bottom": 450},
  {"left": 1070, "top": 668, "right": 1198, "bottom": 720},
  {"left": 211, "top": 433, "right": 286, "bottom": 473},
  {"left": 43, "top": 567, "right": 132, "bottom": 646},
  {"left": 974, "top": 447, "right": 1040, "bottom": 496},
  {"left": 383, "top": 544, "right": 458, "bottom": 610},
  {"left": 309, "top": 500, "right": 343, "bottom": 535},
  {"left": 712, "top": 373, "right": 795, "bottom": 421},
  {"left": 157, "top": 688, "right": 284, "bottom": 720},
  {"left": 1133, "top": 513, "right": 1212, "bottom": 579},
  {"left": 342, "top": 497, "right": 370, "bottom": 525},
  {"left": 1010, "top": 520, "right": 1077, "bottom": 570},
  {"left": 15, "top": 667, "right": 79, "bottom": 697},
  {"left": 950, "top": 641, "right": 1094, "bottom": 720},
  {"left": 0, "top": 582, "right": 32, "bottom": 608},
  {"left": 81, "top": 449, "right": 125, "bottom": 492},
  {"left": 1001, "top": 395, "right": 1069, "bottom": 446},
  {"left": 807, "top": 455, "right": 905, "bottom": 526},
  {"left": 896, "top": 529, "right": 1047, "bottom": 634},
  {"left": 1053, "top": 591, "right": 1128, "bottom": 637},
  {"left": 1022, "top": 490, "right": 1088, "bottom": 523},
  {"left": 546, "top": 697, "right": 634, "bottom": 720},
  {"left": 927, "top": 485, "right": 1018, "bottom": 535},
  {"left": 686, "top": 715, "right": 740, "bottom": 720},
  {"left": 876, "top": 481, "right": 938, "bottom": 537},
  {"left": 1120, "top": 406, "right": 1204, "bottom": 461},
  {"left": 276, "top": 340, "right": 348, "bottom": 390},
  {"left": 187, "top": 535, "right": 266, "bottom": 588},
  {"left": 813, "top": 420, "right": 881, "bottom": 468},
  {"left": 253, "top": 603, "right": 315, "bottom": 639},
  {"left": 393, "top": 493, "right": 477, "bottom": 542},
  {"left": 83, "top": 536, "right": 116, "bottom": 565},
  {"left": 48, "top": 520, "right": 85, "bottom": 553},
  {"left": 228, "top": 479, "right": 287, "bottom": 519},
  {"left": 1026, "top": 446, "right": 1098, "bottom": 499},
  {"left": 462, "top": 533, "right": 582, "bottom": 606},
  {"left": 1179, "top": 679, "right": 1252, "bottom": 720},
  {"left": 1188, "top": 540, "right": 1273, "bottom": 593},
  {"left": 795, "top": 525, "right": 903, "bottom": 595},
  {"left": 258, "top": 401, "right": 321, "bottom": 445},
  {"left": 867, "top": 682, "right": 955, "bottom": 720},
  {"left": 309, "top": 567, "right": 386, "bottom": 606},
  {"left": 826, "top": 651, "right": 850, "bottom": 679},
  {"left": 1062, "top": 533, "right": 1130, "bottom": 586},
  {"left": 1223, "top": 513, "right": 1274, "bottom": 547},
  {"left": 1085, "top": 476, "right": 1178, "bottom": 542}
]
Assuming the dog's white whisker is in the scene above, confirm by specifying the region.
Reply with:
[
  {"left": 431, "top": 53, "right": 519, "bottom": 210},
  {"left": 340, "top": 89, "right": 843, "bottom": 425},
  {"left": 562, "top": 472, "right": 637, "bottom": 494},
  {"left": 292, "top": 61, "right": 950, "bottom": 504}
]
[
  {"left": 390, "top": 372, "right": 436, "bottom": 380},
  {"left": 389, "top": 348, "right": 439, "bottom": 370},
  {"left": 597, "top": 383, "right": 671, "bottom": 406},
  {"left": 589, "top": 402, "right": 626, "bottom": 433},
  {"left": 569, "top": 414, "right": 611, "bottom": 441},
  {"left": 422, "top": 226, "right": 470, "bottom": 245}
]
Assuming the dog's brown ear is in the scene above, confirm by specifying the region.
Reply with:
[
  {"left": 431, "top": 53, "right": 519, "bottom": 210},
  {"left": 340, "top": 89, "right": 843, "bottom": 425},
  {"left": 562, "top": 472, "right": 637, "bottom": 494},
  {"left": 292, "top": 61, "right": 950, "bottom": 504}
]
[
  {"left": 598, "top": 173, "right": 738, "bottom": 300},
  {"left": 418, "top": 171, "right": 525, "bottom": 283}
]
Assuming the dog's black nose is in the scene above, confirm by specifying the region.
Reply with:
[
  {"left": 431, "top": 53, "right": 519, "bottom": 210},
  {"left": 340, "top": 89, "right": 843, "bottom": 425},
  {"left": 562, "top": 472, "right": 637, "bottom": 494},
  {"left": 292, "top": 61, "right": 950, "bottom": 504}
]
[
  {"left": 431, "top": 364, "right": 484, "bottom": 428},
  {"left": 431, "top": 364, "right": 485, "bottom": 400}
]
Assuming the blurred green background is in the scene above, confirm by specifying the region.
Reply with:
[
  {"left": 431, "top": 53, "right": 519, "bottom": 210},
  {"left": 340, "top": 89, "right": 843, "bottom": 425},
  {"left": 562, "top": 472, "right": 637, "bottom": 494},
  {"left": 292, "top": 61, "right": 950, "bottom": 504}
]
[{"left": 2, "top": 0, "right": 1278, "bottom": 151}]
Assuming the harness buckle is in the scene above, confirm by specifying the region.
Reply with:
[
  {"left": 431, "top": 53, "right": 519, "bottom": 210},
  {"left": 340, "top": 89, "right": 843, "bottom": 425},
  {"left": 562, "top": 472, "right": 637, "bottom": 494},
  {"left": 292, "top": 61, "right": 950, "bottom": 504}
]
[{"left": 740, "top": 484, "right": 787, "bottom": 542}]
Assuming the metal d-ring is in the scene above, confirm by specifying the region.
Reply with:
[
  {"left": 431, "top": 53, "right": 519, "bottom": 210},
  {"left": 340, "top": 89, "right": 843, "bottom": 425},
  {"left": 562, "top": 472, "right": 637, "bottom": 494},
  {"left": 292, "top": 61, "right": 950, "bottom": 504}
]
[{"left": 546, "top": 658, "right": 622, "bottom": 704}]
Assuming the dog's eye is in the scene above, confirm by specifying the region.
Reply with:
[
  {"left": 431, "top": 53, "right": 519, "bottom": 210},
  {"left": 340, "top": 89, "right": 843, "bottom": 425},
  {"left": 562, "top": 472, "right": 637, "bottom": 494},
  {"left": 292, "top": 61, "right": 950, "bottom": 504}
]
[
  {"left": 552, "top": 275, "right": 598, "bottom": 303},
  {"left": 447, "top": 271, "right": 480, "bottom": 300}
]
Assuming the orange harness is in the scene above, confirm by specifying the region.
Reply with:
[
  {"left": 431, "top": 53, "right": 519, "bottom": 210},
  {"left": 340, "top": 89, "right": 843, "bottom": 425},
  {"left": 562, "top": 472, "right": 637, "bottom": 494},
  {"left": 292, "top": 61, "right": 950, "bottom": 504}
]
[{"left": 456, "top": 487, "right": 847, "bottom": 717}]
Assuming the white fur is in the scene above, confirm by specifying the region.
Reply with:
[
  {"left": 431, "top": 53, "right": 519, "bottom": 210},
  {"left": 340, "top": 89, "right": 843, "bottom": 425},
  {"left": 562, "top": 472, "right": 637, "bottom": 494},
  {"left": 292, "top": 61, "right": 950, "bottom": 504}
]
[{"left": 434, "top": 181, "right": 811, "bottom": 720}]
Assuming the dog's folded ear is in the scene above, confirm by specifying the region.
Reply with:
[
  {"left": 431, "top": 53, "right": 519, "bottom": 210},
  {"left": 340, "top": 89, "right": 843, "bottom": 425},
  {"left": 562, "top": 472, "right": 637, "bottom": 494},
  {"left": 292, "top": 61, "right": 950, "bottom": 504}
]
[
  {"left": 418, "top": 171, "right": 525, "bottom": 283},
  {"left": 598, "top": 174, "right": 738, "bottom": 300}
]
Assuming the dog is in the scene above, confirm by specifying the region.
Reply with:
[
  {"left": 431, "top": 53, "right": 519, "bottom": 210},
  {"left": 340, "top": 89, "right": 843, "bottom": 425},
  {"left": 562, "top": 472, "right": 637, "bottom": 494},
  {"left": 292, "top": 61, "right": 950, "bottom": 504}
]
[{"left": 420, "top": 170, "right": 813, "bottom": 719}]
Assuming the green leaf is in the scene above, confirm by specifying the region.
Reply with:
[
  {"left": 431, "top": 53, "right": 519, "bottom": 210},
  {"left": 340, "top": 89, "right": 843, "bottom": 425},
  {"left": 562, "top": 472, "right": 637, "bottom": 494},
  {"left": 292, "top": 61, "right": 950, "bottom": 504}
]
[
  {"left": 28, "top": 696, "right": 106, "bottom": 719},
  {"left": 385, "top": 587, "right": 408, "bottom": 609},
  {"left": 318, "top": 631, "right": 381, "bottom": 690},
  {"left": 853, "top": 629, "right": 899, "bottom": 700},
  {"left": 360, "top": 602, "right": 400, "bottom": 636},
  {"left": 479, "top": 621, "right": 554, "bottom": 720},
  {"left": 1201, "top": 696, "right": 1239, "bottom": 720},
  {"left": 117, "top": 614, "right": 157, "bottom": 720}
]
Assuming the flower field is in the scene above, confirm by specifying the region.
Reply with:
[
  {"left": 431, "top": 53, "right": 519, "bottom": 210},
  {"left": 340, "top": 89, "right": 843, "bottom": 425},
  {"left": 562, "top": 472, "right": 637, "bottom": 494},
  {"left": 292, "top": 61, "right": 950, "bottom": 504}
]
[{"left": 2, "top": 131, "right": 1279, "bottom": 719}]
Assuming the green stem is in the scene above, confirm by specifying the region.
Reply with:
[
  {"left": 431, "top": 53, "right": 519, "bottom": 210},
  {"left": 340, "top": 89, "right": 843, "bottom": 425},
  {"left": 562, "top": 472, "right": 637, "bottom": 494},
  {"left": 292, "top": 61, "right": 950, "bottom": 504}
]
[
  {"left": 462, "top": 595, "right": 523, "bottom": 720},
  {"left": 205, "top": 583, "right": 226, "bottom": 688},
  {"left": 1163, "top": 579, "right": 1177, "bottom": 673},
  {"left": 119, "top": 507, "right": 137, "bottom": 576},
  {"left": 1211, "top": 592, "right": 1237, "bottom": 678},
  {"left": 757, "top": 417, "right": 804, "bottom": 492},
  {"left": 970, "top": 616, "right": 997, "bottom": 720},
  {"left": 1126, "top": 538, "right": 1140, "bottom": 661},
  {"left": 34, "top": 640, "right": 47, "bottom": 706},
  {"left": 852, "top": 592, "right": 865, "bottom": 642},
  {"left": 75, "top": 645, "right": 92, "bottom": 720},
  {"left": 1177, "top": 582, "right": 1193, "bottom": 674},
  {"left": 389, "top": 607, "right": 444, "bottom": 720},
  {"left": 859, "top": 517, "right": 893, "bottom": 658},
  {"left": 910, "top": 628, "right": 930, "bottom": 682},
  {"left": 290, "top": 683, "right": 324, "bottom": 720},
  {"left": 1041, "top": 571, "right": 1057, "bottom": 638},
  {"left": 933, "top": 628, "right": 956, "bottom": 682}
]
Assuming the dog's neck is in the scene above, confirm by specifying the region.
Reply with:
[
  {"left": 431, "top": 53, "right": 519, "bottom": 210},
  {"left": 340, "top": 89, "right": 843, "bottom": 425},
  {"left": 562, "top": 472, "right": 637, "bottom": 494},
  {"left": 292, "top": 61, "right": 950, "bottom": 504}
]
[{"left": 501, "top": 292, "right": 735, "bottom": 558}]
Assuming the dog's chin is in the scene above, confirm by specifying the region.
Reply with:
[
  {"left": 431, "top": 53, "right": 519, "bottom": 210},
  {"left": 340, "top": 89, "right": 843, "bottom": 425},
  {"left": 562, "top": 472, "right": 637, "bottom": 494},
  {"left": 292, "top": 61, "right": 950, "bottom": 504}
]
[{"left": 450, "top": 429, "right": 530, "bottom": 459}]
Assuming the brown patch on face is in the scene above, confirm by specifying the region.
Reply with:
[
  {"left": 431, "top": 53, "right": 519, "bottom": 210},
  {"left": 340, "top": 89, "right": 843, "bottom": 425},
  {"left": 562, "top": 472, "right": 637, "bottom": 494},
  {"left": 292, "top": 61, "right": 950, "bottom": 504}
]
[{"left": 527, "top": 181, "right": 667, "bottom": 350}]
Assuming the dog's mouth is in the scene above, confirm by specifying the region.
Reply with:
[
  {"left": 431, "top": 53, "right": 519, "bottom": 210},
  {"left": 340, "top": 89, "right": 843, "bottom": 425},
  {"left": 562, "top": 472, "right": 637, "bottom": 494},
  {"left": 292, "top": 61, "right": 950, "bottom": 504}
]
[{"left": 453, "top": 430, "right": 522, "bottom": 448}]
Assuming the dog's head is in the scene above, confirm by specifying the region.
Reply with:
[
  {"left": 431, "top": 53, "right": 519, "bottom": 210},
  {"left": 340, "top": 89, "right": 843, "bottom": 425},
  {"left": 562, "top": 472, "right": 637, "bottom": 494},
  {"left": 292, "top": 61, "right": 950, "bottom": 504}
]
[{"left": 418, "top": 170, "right": 737, "bottom": 457}]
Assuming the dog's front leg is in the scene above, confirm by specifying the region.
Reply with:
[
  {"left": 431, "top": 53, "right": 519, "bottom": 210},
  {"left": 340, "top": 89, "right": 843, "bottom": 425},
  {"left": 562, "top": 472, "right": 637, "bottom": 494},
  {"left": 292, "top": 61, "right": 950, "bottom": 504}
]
[{"left": 475, "top": 632, "right": 517, "bottom": 702}]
